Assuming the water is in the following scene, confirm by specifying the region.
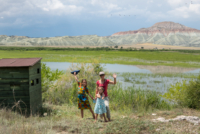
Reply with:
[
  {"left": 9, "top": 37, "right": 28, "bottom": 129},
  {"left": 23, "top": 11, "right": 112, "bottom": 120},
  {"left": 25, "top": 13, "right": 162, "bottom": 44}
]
[
  {"left": 43, "top": 62, "right": 200, "bottom": 93},
  {"left": 43, "top": 62, "right": 152, "bottom": 73}
]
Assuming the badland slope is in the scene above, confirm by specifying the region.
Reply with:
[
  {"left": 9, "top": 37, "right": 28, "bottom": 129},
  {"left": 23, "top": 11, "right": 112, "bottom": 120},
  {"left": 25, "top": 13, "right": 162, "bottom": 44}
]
[
  {"left": 111, "top": 22, "right": 200, "bottom": 47},
  {"left": 0, "top": 35, "right": 115, "bottom": 47},
  {"left": 0, "top": 21, "right": 200, "bottom": 47}
]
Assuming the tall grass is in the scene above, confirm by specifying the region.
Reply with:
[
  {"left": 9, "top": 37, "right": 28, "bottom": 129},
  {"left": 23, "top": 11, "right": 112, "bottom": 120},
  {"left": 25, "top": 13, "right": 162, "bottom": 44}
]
[
  {"left": 43, "top": 62, "right": 172, "bottom": 112},
  {"left": 108, "top": 84, "right": 172, "bottom": 112}
]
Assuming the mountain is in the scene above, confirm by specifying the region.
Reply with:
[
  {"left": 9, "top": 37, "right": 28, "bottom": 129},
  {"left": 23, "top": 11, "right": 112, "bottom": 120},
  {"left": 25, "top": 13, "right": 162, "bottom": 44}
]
[
  {"left": 111, "top": 21, "right": 200, "bottom": 47},
  {"left": 0, "top": 21, "right": 200, "bottom": 47},
  {"left": 0, "top": 35, "right": 115, "bottom": 47}
]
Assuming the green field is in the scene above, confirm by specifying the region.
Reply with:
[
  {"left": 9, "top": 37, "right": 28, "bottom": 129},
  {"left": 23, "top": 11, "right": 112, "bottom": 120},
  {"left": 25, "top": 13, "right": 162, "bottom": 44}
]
[{"left": 0, "top": 49, "right": 200, "bottom": 68}]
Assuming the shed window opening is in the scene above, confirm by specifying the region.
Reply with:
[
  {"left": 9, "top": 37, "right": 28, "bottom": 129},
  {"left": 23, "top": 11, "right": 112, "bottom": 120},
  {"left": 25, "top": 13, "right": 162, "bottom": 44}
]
[
  {"left": 31, "top": 80, "right": 34, "bottom": 86},
  {"left": 36, "top": 79, "right": 39, "bottom": 84},
  {"left": 37, "top": 68, "right": 40, "bottom": 74}
]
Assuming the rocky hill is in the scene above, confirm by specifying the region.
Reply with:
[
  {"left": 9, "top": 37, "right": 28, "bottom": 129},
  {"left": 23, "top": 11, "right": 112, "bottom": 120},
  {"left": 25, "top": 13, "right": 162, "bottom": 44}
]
[
  {"left": 111, "top": 22, "right": 200, "bottom": 47},
  {"left": 0, "top": 35, "right": 115, "bottom": 47},
  {"left": 0, "top": 21, "right": 200, "bottom": 47}
]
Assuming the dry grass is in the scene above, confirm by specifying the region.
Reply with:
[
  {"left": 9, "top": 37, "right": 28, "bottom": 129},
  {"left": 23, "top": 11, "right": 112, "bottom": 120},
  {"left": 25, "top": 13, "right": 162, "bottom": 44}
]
[
  {"left": 1, "top": 104, "right": 200, "bottom": 134},
  {"left": 121, "top": 43, "right": 200, "bottom": 50}
]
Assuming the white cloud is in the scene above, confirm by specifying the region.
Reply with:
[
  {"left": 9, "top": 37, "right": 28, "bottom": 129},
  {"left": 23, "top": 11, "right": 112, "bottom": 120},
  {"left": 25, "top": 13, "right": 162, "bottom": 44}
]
[
  {"left": 189, "top": 4, "right": 200, "bottom": 14},
  {"left": 0, "top": 0, "right": 200, "bottom": 27},
  {"left": 167, "top": 2, "right": 200, "bottom": 19},
  {"left": 0, "top": 0, "right": 83, "bottom": 17},
  {"left": 167, "top": 0, "right": 183, "bottom": 7},
  {"left": 35, "top": 0, "right": 83, "bottom": 15},
  {"left": 0, "top": 17, "right": 3, "bottom": 19},
  {"left": 38, "top": 0, "right": 65, "bottom": 11},
  {"left": 147, "top": 0, "right": 153, "bottom": 4}
]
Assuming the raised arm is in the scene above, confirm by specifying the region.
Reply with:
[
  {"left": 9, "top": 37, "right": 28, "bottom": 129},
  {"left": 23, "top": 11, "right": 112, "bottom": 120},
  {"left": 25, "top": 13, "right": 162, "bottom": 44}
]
[
  {"left": 109, "top": 73, "right": 117, "bottom": 84},
  {"left": 74, "top": 72, "right": 78, "bottom": 82}
]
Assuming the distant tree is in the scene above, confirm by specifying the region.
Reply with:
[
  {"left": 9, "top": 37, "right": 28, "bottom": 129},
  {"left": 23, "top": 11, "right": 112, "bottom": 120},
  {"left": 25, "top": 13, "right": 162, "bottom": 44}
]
[
  {"left": 121, "top": 47, "right": 123, "bottom": 49},
  {"left": 114, "top": 45, "right": 118, "bottom": 49}
]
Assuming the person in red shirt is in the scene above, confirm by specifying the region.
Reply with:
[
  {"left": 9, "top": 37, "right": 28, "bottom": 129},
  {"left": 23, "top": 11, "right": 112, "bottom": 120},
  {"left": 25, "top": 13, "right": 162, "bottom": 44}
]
[{"left": 95, "top": 71, "right": 117, "bottom": 121}]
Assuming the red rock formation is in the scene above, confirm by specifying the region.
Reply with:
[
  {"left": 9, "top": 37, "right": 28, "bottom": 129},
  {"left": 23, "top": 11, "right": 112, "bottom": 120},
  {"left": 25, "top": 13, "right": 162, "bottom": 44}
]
[{"left": 112, "top": 21, "right": 200, "bottom": 36}]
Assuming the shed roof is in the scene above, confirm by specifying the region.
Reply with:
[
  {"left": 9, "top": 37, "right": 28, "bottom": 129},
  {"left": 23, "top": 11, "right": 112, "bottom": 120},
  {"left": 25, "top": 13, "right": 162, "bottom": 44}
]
[{"left": 0, "top": 58, "right": 42, "bottom": 67}]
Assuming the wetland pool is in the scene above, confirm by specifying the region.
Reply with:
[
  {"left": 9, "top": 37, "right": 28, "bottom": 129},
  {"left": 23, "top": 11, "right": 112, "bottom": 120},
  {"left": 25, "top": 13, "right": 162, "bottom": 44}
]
[{"left": 44, "top": 62, "right": 200, "bottom": 93}]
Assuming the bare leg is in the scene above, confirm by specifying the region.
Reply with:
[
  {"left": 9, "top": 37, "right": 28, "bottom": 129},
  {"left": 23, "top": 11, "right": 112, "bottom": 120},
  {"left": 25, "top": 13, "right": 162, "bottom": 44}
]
[
  {"left": 89, "top": 108, "right": 95, "bottom": 119},
  {"left": 81, "top": 109, "right": 84, "bottom": 118},
  {"left": 102, "top": 113, "right": 108, "bottom": 122},
  {"left": 94, "top": 114, "right": 98, "bottom": 123}
]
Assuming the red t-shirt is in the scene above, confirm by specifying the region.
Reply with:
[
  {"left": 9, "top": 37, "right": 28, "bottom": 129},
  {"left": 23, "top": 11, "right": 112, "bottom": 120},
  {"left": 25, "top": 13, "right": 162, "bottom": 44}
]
[{"left": 96, "top": 79, "right": 110, "bottom": 97}]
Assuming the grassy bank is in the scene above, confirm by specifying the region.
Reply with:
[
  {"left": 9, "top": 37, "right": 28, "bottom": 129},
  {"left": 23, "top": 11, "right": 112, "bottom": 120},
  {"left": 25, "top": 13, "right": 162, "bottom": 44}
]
[
  {"left": 0, "top": 49, "right": 200, "bottom": 67},
  {"left": 1, "top": 104, "right": 200, "bottom": 134},
  {"left": 1, "top": 62, "right": 200, "bottom": 133}
]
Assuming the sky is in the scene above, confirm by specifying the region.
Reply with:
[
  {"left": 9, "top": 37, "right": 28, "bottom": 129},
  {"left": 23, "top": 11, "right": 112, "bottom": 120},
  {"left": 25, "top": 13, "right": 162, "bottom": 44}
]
[{"left": 0, "top": 0, "right": 200, "bottom": 37}]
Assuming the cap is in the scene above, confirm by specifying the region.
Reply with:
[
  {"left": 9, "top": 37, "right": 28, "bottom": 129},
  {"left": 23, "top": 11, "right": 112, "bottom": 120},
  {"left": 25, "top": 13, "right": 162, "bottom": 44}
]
[
  {"left": 99, "top": 71, "right": 105, "bottom": 75},
  {"left": 71, "top": 70, "right": 80, "bottom": 75}
]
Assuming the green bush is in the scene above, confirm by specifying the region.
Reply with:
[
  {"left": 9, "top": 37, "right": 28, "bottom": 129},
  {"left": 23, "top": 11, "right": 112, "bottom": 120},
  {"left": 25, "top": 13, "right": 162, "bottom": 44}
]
[
  {"left": 184, "top": 75, "right": 200, "bottom": 109},
  {"left": 163, "top": 75, "right": 200, "bottom": 109},
  {"left": 162, "top": 81, "right": 187, "bottom": 106},
  {"left": 41, "top": 63, "right": 64, "bottom": 101}
]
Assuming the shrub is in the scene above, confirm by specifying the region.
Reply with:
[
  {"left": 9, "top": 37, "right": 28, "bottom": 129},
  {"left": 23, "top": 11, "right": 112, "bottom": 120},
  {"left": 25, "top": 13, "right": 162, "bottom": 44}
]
[
  {"left": 163, "top": 75, "right": 200, "bottom": 109},
  {"left": 41, "top": 63, "right": 64, "bottom": 101},
  {"left": 114, "top": 45, "right": 118, "bottom": 48},
  {"left": 162, "top": 81, "right": 187, "bottom": 106},
  {"left": 184, "top": 75, "right": 200, "bottom": 109}
]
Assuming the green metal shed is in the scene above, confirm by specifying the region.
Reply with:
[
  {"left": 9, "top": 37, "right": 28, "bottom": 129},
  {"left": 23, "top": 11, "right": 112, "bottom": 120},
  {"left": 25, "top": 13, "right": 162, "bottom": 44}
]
[{"left": 0, "top": 58, "right": 42, "bottom": 115}]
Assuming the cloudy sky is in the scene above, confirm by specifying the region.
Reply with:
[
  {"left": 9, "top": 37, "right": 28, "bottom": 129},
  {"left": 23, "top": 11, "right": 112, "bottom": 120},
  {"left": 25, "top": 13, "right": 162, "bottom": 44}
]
[{"left": 0, "top": 0, "right": 200, "bottom": 37}]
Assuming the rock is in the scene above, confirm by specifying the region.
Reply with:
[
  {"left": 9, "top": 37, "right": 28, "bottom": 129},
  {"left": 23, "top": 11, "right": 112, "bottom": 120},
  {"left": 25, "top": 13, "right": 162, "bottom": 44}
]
[
  {"left": 152, "top": 117, "right": 169, "bottom": 123},
  {"left": 43, "top": 113, "right": 47, "bottom": 116},
  {"left": 156, "top": 128, "right": 160, "bottom": 131},
  {"left": 152, "top": 115, "right": 200, "bottom": 125},
  {"left": 152, "top": 113, "right": 156, "bottom": 116},
  {"left": 122, "top": 115, "right": 128, "bottom": 118}
]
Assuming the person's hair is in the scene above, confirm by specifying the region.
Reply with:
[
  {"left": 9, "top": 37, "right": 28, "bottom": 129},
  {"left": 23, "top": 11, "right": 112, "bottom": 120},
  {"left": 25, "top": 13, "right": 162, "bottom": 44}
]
[
  {"left": 98, "top": 86, "right": 104, "bottom": 95},
  {"left": 81, "top": 79, "right": 87, "bottom": 87}
]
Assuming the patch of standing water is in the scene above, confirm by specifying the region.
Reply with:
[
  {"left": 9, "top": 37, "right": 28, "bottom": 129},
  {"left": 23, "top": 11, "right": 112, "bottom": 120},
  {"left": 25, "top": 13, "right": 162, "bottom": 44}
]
[
  {"left": 43, "top": 62, "right": 200, "bottom": 93},
  {"left": 116, "top": 73, "right": 193, "bottom": 93}
]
